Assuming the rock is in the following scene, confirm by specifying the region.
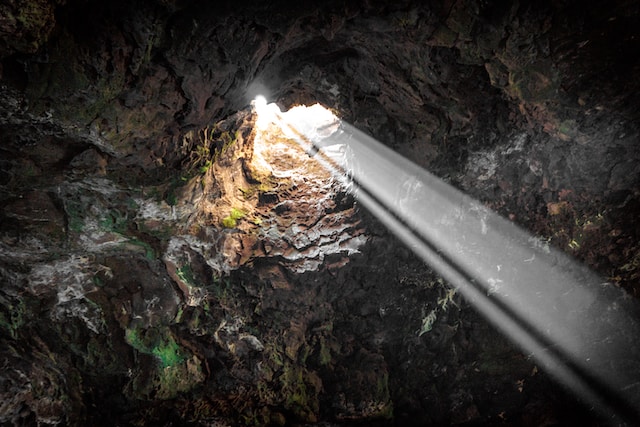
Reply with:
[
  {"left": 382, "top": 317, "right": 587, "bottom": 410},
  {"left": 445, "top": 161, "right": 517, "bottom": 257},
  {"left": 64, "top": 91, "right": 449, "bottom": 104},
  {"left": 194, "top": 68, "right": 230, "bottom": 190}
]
[
  {"left": 3, "top": 190, "right": 65, "bottom": 241},
  {"left": 1, "top": 0, "right": 639, "bottom": 425}
]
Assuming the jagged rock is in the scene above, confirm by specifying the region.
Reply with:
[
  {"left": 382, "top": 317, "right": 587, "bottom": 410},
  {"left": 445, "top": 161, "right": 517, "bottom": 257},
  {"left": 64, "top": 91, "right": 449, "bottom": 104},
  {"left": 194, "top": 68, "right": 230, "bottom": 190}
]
[{"left": 1, "top": 0, "right": 639, "bottom": 426}]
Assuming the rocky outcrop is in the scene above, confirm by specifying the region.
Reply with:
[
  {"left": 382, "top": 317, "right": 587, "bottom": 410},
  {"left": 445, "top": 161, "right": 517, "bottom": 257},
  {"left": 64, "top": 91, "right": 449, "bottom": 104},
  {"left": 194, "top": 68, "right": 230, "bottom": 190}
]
[{"left": 1, "top": 0, "right": 639, "bottom": 425}]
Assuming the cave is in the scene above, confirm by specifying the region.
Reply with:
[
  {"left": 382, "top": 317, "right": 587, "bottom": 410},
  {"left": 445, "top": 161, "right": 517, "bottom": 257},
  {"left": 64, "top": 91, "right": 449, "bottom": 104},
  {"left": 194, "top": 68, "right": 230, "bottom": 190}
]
[{"left": 1, "top": 0, "right": 640, "bottom": 426}]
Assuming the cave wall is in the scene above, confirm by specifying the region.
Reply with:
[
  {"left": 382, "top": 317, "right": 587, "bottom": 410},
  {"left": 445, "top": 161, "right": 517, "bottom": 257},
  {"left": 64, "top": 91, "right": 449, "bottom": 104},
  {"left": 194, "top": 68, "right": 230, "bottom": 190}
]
[{"left": 1, "top": 0, "right": 639, "bottom": 425}]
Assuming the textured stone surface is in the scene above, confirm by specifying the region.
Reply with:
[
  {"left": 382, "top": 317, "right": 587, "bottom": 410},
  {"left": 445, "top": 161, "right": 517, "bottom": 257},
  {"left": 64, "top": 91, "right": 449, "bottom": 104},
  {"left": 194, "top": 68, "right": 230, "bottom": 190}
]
[{"left": 1, "top": 0, "right": 639, "bottom": 425}]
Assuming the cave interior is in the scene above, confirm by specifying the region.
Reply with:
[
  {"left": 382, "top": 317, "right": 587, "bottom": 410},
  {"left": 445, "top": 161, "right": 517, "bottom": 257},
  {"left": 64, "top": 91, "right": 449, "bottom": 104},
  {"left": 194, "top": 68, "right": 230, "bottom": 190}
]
[{"left": 1, "top": 0, "right": 640, "bottom": 426}]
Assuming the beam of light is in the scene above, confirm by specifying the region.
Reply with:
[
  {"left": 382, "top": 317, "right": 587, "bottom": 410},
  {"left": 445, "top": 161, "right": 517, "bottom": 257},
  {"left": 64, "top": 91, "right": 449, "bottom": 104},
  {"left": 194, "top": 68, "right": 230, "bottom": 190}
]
[
  {"left": 251, "top": 95, "right": 276, "bottom": 130},
  {"left": 253, "top": 97, "right": 640, "bottom": 424}
]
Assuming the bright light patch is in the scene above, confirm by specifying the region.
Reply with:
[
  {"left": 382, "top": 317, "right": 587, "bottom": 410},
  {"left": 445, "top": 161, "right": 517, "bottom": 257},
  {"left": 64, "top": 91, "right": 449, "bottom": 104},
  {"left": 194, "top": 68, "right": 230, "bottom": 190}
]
[
  {"left": 279, "top": 104, "right": 340, "bottom": 142},
  {"left": 253, "top": 99, "right": 345, "bottom": 163},
  {"left": 252, "top": 95, "right": 282, "bottom": 130},
  {"left": 254, "top": 95, "right": 267, "bottom": 110},
  {"left": 251, "top": 99, "right": 346, "bottom": 178},
  {"left": 252, "top": 101, "right": 343, "bottom": 181}
]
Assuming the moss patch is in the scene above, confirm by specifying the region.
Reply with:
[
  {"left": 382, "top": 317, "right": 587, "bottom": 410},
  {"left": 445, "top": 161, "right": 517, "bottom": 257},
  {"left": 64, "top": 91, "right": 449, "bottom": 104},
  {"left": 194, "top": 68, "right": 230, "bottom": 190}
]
[
  {"left": 125, "top": 326, "right": 185, "bottom": 368},
  {"left": 222, "top": 207, "right": 246, "bottom": 228}
]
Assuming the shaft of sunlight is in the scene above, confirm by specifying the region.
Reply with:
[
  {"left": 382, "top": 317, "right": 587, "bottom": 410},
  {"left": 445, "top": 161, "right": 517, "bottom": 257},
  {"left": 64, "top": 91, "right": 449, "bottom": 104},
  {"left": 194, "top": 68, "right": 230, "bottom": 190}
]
[{"left": 252, "top": 97, "right": 640, "bottom": 425}]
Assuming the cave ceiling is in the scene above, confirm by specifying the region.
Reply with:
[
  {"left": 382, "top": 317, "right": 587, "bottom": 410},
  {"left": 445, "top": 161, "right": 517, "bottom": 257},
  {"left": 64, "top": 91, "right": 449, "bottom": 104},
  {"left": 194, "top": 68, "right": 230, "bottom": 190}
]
[{"left": 1, "top": 0, "right": 639, "bottom": 425}]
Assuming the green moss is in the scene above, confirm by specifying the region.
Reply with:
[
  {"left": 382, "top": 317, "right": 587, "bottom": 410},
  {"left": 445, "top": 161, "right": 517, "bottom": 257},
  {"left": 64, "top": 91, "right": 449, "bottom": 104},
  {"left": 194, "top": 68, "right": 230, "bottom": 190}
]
[
  {"left": 99, "top": 209, "right": 128, "bottom": 233},
  {"left": 142, "top": 32, "right": 157, "bottom": 65},
  {"left": 282, "top": 364, "right": 309, "bottom": 414},
  {"left": 152, "top": 336, "right": 185, "bottom": 367},
  {"left": 166, "top": 192, "right": 178, "bottom": 206},
  {"left": 164, "top": 177, "right": 183, "bottom": 206},
  {"left": 369, "top": 371, "right": 393, "bottom": 419},
  {"left": 239, "top": 179, "right": 276, "bottom": 201},
  {"left": 230, "top": 207, "right": 245, "bottom": 220},
  {"left": 92, "top": 274, "right": 104, "bottom": 287},
  {"left": 268, "top": 346, "right": 284, "bottom": 369},
  {"left": 0, "top": 296, "right": 26, "bottom": 340},
  {"left": 176, "top": 264, "right": 197, "bottom": 287},
  {"left": 125, "top": 327, "right": 144, "bottom": 351},
  {"left": 238, "top": 186, "right": 254, "bottom": 199},
  {"left": 219, "top": 130, "right": 239, "bottom": 154},
  {"left": 186, "top": 307, "right": 202, "bottom": 331},
  {"left": 222, "top": 207, "right": 246, "bottom": 228},
  {"left": 318, "top": 338, "right": 332, "bottom": 366},
  {"left": 222, "top": 216, "right": 237, "bottom": 228},
  {"left": 206, "top": 275, "right": 236, "bottom": 309},
  {"left": 125, "top": 327, "right": 186, "bottom": 367},
  {"left": 199, "top": 160, "right": 212, "bottom": 173},
  {"left": 264, "top": 361, "right": 319, "bottom": 422},
  {"left": 163, "top": 172, "right": 199, "bottom": 206},
  {"left": 126, "top": 198, "right": 139, "bottom": 210},
  {"left": 174, "top": 306, "right": 184, "bottom": 323},
  {"left": 65, "top": 200, "right": 85, "bottom": 232},
  {"left": 128, "top": 353, "right": 204, "bottom": 401},
  {"left": 184, "top": 133, "right": 213, "bottom": 177}
]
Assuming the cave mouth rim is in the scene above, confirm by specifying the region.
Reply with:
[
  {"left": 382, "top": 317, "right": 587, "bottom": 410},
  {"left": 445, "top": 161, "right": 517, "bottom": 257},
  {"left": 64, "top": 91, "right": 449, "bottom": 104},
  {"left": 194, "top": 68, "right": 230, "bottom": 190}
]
[{"left": 250, "top": 95, "right": 345, "bottom": 169}]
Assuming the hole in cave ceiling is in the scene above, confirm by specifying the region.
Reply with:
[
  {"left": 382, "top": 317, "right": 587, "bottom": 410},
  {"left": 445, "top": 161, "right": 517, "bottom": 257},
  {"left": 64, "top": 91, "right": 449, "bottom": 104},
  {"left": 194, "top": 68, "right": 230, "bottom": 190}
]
[{"left": 162, "top": 97, "right": 366, "bottom": 280}]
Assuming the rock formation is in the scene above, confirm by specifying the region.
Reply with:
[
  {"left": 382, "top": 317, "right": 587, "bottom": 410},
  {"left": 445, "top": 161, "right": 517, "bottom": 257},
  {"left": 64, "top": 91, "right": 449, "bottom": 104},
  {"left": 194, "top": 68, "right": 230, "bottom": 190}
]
[{"left": 1, "top": 0, "right": 639, "bottom": 425}]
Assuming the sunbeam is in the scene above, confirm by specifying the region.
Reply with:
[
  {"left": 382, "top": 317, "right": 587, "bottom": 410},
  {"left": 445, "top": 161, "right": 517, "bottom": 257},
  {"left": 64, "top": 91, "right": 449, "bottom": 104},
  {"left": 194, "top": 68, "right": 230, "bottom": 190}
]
[{"left": 253, "top": 97, "right": 640, "bottom": 425}]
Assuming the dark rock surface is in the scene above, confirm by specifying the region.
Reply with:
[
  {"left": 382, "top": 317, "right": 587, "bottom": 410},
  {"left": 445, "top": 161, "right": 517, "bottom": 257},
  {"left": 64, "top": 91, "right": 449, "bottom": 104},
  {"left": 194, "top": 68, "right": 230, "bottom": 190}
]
[{"left": 1, "top": 0, "right": 639, "bottom": 425}]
